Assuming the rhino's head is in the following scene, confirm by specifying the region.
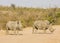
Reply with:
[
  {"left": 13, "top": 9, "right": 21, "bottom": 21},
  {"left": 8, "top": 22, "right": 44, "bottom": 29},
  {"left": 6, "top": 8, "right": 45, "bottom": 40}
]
[{"left": 49, "top": 28, "right": 55, "bottom": 33}]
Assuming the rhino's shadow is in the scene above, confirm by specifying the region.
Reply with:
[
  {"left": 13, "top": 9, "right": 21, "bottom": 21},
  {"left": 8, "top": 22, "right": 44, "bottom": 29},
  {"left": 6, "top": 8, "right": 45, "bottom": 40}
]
[
  {"left": 7, "top": 33, "right": 23, "bottom": 35},
  {"left": 32, "top": 32, "right": 53, "bottom": 34}
]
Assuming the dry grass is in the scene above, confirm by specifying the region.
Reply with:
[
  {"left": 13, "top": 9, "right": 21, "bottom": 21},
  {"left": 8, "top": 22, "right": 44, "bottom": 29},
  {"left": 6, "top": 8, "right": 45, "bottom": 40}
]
[{"left": 0, "top": 6, "right": 60, "bottom": 30}]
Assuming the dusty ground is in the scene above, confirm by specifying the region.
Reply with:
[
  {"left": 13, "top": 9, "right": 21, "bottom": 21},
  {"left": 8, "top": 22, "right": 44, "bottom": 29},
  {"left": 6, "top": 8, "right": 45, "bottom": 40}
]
[{"left": 0, "top": 25, "right": 60, "bottom": 43}]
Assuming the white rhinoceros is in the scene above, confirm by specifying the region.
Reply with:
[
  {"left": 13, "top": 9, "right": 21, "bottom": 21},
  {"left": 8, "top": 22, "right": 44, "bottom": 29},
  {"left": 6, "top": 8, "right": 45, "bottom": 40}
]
[{"left": 6, "top": 21, "right": 23, "bottom": 35}]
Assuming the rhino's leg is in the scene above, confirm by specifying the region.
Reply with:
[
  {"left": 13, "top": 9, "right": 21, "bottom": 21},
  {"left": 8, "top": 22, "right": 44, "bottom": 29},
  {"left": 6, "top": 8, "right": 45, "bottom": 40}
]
[
  {"left": 44, "top": 30, "right": 46, "bottom": 33},
  {"left": 16, "top": 28, "right": 20, "bottom": 35},
  {"left": 14, "top": 28, "right": 16, "bottom": 35},
  {"left": 32, "top": 26, "right": 36, "bottom": 33},
  {"left": 16, "top": 29, "right": 19, "bottom": 35},
  {"left": 6, "top": 27, "right": 9, "bottom": 35},
  {"left": 32, "top": 25, "right": 35, "bottom": 33},
  {"left": 32, "top": 26, "right": 38, "bottom": 34},
  {"left": 43, "top": 28, "right": 46, "bottom": 33},
  {"left": 32, "top": 26, "right": 34, "bottom": 33}
]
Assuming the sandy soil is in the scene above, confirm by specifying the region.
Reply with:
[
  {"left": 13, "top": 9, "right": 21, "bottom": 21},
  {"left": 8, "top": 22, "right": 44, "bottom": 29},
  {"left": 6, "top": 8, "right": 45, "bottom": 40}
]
[{"left": 0, "top": 25, "right": 60, "bottom": 43}]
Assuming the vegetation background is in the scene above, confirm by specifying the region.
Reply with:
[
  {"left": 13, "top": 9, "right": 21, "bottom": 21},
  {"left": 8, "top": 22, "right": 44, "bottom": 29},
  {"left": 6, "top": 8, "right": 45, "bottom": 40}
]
[{"left": 0, "top": 4, "right": 60, "bottom": 30}]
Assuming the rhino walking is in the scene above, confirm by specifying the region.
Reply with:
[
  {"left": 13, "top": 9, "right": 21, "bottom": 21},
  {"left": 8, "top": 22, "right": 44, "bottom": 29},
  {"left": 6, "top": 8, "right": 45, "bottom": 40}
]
[
  {"left": 6, "top": 21, "right": 23, "bottom": 35},
  {"left": 33, "top": 20, "right": 55, "bottom": 33}
]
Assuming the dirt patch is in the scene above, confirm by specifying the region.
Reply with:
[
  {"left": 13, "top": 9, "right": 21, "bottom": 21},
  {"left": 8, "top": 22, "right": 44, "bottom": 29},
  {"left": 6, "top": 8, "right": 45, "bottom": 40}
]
[{"left": 0, "top": 25, "right": 60, "bottom": 43}]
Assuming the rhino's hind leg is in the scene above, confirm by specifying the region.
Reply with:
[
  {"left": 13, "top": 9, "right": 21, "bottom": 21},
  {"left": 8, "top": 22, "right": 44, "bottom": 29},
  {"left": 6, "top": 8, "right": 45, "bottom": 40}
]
[
  {"left": 32, "top": 25, "right": 37, "bottom": 34},
  {"left": 6, "top": 27, "right": 9, "bottom": 35}
]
